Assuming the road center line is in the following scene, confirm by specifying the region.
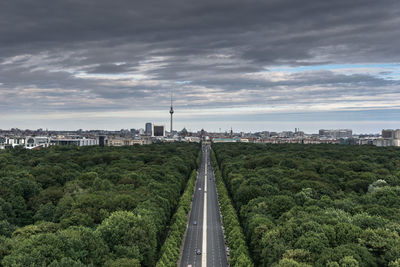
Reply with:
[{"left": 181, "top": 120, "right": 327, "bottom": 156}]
[{"left": 202, "top": 148, "right": 207, "bottom": 267}]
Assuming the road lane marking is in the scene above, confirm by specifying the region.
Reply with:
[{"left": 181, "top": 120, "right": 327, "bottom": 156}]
[
  {"left": 210, "top": 177, "right": 215, "bottom": 267},
  {"left": 186, "top": 172, "right": 199, "bottom": 266},
  {"left": 194, "top": 164, "right": 204, "bottom": 267},
  {"left": 202, "top": 148, "right": 207, "bottom": 267}
]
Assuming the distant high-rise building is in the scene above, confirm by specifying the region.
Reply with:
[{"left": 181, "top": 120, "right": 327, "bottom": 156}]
[
  {"left": 153, "top": 125, "right": 165, "bottom": 137},
  {"left": 145, "top": 123, "right": 152, "bottom": 135},
  {"left": 382, "top": 129, "right": 394, "bottom": 139},
  {"left": 394, "top": 129, "right": 400, "bottom": 139},
  {"left": 319, "top": 129, "right": 352, "bottom": 139},
  {"left": 261, "top": 131, "right": 270, "bottom": 138},
  {"left": 374, "top": 129, "right": 400, "bottom": 147},
  {"left": 337, "top": 129, "right": 352, "bottom": 138},
  {"left": 98, "top": 136, "right": 107, "bottom": 147}
]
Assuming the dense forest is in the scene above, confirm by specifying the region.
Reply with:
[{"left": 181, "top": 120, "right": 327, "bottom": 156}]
[
  {"left": 0, "top": 143, "right": 199, "bottom": 266},
  {"left": 213, "top": 143, "right": 400, "bottom": 267},
  {"left": 210, "top": 150, "right": 254, "bottom": 266}
]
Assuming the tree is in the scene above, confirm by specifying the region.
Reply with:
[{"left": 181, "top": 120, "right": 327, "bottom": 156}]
[
  {"left": 213, "top": 143, "right": 400, "bottom": 266},
  {"left": 339, "top": 256, "right": 359, "bottom": 267},
  {"left": 0, "top": 220, "right": 16, "bottom": 237},
  {"left": 96, "top": 211, "right": 156, "bottom": 267},
  {"left": 104, "top": 258, "right": 141, "bottom": 267},
  {"left": 33, "top": 203, "right": 56, "bottom": 222}
]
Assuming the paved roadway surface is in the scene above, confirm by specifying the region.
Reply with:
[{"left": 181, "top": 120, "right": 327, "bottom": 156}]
[{"left": 180, "top": 145, "right": 228, "bottom": 267}]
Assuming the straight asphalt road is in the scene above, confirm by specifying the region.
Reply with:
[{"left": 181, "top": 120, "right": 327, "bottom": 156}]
[{"left": 180, "top": 145, "right": 228, "bottom": 267}]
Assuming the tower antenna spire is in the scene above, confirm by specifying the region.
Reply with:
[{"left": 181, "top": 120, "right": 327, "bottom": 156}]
[{"left": 169, "top": 90, "right": 174, "bottom": 136}]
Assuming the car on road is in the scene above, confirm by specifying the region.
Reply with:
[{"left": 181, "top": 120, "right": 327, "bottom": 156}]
[
  {"left": 198, "top": 187, "right": 201, "bottom": 190},
  {"left": 196, "top": 249, "right": 201, "bottom": 255},
  {"left": 193, "top": 220, "right": 197, "bottom": 225}
]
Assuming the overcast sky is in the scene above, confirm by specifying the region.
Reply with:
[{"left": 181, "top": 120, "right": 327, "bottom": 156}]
[{"left": 1, "top": 0, "right": 399, "bottom": 133}]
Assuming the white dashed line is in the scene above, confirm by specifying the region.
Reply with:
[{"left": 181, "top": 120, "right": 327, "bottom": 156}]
[{"left": 202, "top": 149, "right": 208, "bottom": 267}]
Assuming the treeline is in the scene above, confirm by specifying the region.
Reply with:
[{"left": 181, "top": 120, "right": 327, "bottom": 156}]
[
  {"left": 157, "top": 169, "right": 197, "bottom": 267},
  {"left": 213, "top": 143, "right": 400, "bottom": 266},
  {"left": 211, "top": 149, "right": 254, "bottom": 266},
  {"left": 0, "top": 143, "right": 199, "bottom": 266}
]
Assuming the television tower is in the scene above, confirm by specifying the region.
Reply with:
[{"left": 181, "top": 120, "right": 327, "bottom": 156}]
[{"left": 169, "top": 91, "right": 174, "bottom": 135}]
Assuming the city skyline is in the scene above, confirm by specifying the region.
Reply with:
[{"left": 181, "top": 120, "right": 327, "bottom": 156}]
[
  {"left": 2, "top": 121, "right": 399, "bottom": 136},
  {"left": 1, "top": 1, "right": 400, "bottom": 132},
  {"left": 2, "top": 108, "right": 400, "bottom": 134}
]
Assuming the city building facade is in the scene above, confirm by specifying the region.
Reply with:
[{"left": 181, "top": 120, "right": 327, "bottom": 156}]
[{"left": 153, "top": 125, "right": 165, "bottom": 137}]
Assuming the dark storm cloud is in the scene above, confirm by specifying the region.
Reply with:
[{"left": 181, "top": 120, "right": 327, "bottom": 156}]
[
  {"left": 1, "top": 0, "right": 399, "bottom": 60},
  {"left": 0, "top": 0, "right": 399, "bottom": 120}
]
